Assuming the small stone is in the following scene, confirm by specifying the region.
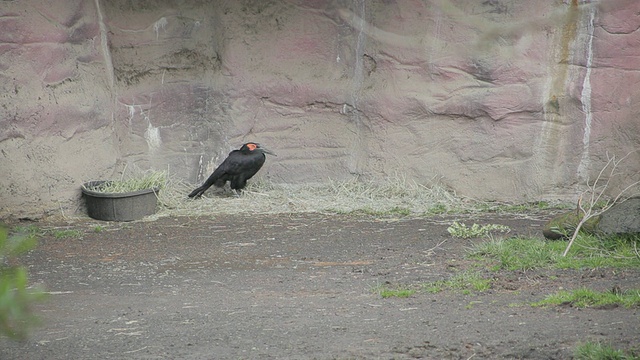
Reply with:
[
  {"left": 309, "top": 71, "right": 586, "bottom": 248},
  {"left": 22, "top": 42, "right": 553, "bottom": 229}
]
[{"left": 597, "top": 196, "right": 640, "bottom": 235}]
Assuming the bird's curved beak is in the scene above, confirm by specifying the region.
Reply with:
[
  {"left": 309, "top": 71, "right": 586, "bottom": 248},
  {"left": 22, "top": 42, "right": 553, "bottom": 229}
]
[{"left": 258, "top": 145, "right": 276, "bottom": 156}]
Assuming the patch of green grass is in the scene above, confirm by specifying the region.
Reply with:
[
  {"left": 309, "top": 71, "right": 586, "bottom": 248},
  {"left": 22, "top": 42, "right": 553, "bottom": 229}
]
[
  {"left": 471, "top": 201, "right": 566, "bottom": 214},
  {"left": 574, "top": 341, "right": 639, "bottom": 360},
  {"left": 423, "top": 281, "right": 444, "bottom": 294},
  {"left": 465, "top": 300, "right": 483, "bottom": 309},
  {"left": 93, "top": 226, "right": 105, "bottom": 233},
  {"left": 427, "top": 203, "right": 449, "bottom": 215},
  {"left": 468, "top": 235, "right": 640, "bottom": 271},
  {"left": 374, "top": 284, "right": 416, "bottom": 298},
  {"left": 52, "top": 229, "right": 83, "bottom": 239},
  {"left": 336, "top": 206, "right": 414, "bottom": 217},
  {"left": 379, "top": 288, "right": 416, "bottom": 298},
  {"left": 469, "top": 237, "right": 562, "bottom": 271},
  {"left": 11, "top": 225, "right": 44, "bottom": 237},
  {"left": 388, "top": 207, "right": 412, "bottom": 216},
  {"left": 559, "top": 234, "right": 640, "bottom": 268},
  {"left": 447, "top": 222, "right": 511, "bottom": 239},
  {"left": 423, "top": 271, "right": 492, "bottom": 294},
  {"left": 532, "top": 288, "right": 640, "bottom": 309}
]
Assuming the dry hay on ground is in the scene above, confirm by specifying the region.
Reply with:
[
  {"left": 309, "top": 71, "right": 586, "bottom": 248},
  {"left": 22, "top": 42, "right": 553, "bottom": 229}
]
[{"left": 155, "top": 175, "right": 464, "bottom": 217}]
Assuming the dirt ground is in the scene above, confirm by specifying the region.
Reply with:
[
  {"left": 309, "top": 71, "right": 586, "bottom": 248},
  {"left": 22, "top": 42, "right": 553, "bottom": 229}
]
[{"left": 1, "top": 212, "right": 638, "bottom": 359}]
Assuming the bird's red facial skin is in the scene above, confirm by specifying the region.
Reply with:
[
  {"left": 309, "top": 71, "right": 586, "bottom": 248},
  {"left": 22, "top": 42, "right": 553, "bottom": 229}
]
[{"left": 247, "top": 143, "right": 257, "bottom": 151}]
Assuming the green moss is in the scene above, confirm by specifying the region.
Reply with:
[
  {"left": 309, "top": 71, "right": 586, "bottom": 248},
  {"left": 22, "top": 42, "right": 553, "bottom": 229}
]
[{"left": 543, "top": 210, "right": 601, "bottom": 240}]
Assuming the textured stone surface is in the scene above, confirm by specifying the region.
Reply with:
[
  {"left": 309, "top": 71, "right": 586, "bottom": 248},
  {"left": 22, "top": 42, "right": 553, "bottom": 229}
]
[
  {"left": 598, "top": 196, "right": 640, "bottom": 235},
  {"left": 1, "top": 0, "right": 640, "bottom": 218}
]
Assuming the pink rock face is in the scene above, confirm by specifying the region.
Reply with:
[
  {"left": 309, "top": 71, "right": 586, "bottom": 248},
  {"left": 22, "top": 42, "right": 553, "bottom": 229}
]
[{"left": 1, "top": 0, "right": 639, "bottom": 218}]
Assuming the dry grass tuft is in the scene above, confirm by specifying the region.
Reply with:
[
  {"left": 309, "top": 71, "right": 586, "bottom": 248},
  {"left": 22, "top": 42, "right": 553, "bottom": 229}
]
[{"left": 83, "top": 170, "right": 167, "bottom": 194}]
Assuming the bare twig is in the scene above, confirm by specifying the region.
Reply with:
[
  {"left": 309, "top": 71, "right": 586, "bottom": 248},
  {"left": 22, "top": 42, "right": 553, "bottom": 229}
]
[
  {"left": 425, "top": 238, "right": 448, "bottom": 254},
  {"left": 563, "top": 152, "right": 640, "bottom": 256}
]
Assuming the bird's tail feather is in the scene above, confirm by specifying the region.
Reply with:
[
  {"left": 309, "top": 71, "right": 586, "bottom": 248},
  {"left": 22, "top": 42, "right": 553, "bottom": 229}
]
[{"left": 188, "top": 186, "right": 207, "bottom": 198}]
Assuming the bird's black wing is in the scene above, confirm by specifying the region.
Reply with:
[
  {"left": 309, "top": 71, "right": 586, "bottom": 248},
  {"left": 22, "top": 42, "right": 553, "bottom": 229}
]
[
  {"left": 228, "top": 153, "right": 266, "bottom": 190},
  {"left": 188, "top": 150, "right": 242, "bottom": 198}
]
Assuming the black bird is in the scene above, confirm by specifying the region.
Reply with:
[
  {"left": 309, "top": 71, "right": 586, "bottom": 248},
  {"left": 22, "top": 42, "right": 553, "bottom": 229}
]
[{"left": 188, "top": 142, "right": 276, "bottom": 198}]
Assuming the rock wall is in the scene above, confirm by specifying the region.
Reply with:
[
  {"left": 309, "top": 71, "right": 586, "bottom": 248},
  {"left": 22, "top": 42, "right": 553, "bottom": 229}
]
[{"left": 1, "top": 0, "right": 639, "bottom": 219}]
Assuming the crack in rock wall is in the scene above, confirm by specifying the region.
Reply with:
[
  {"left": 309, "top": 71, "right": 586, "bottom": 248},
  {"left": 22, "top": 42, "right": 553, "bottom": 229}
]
[{"left": 1, "top": 0, "right": 639, "bottom": 218}]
